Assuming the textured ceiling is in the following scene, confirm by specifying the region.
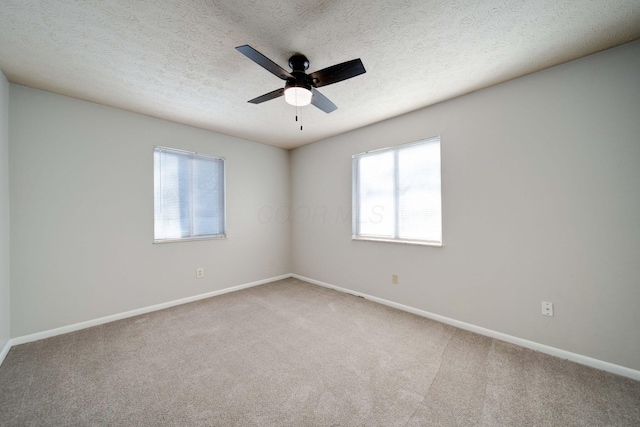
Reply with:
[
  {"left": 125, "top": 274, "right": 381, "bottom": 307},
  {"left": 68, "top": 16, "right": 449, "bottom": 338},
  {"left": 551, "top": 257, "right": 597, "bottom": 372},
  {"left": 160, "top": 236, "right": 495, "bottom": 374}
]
[{"left": 1, "top": 1, "right": 639, "bottom": 149}]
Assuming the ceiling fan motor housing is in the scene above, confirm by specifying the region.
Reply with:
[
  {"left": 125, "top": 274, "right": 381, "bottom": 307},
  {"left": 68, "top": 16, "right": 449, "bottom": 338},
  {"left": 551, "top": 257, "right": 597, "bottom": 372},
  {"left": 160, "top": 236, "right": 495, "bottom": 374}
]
[{"left": 287, "top": 54, "right": 312, "bottom": 91}]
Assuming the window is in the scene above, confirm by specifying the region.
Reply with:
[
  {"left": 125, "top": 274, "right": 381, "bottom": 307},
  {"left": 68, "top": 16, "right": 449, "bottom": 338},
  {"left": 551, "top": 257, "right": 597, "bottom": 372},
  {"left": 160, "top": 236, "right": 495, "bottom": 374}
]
[
  {"left": 352, "top": 137, "right": 442, "bottom": 246},
  {"left": 154, "top": 147, "right": 225, "bottom": 243}
]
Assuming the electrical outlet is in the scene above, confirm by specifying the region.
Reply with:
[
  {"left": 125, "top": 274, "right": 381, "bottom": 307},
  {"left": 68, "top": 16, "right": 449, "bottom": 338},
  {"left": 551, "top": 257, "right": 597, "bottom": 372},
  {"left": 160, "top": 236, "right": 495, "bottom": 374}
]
[
  {"left": 196, "top": 268, "right": 204, "bottom": 279},
  {"left": 542, "top": 301, "right": 553, "bottom": 317},
  {"left": 391, "top": 274, "right": 399, "bottom": 285}
]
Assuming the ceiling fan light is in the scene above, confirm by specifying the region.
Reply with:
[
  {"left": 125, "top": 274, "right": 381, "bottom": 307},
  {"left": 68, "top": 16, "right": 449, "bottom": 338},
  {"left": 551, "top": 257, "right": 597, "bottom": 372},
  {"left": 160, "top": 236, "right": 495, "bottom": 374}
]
[{"left": 284, "top": 87, "right": 312, "bottom": 107}]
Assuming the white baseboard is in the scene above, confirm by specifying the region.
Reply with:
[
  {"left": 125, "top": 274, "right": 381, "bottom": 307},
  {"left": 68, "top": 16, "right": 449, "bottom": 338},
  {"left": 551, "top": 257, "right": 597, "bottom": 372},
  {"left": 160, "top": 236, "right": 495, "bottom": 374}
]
[
  {"left": 291, "top": 274, "right": 640, "bottom": 381},
  {"left": 5, "top": 274, "right": 292, "bottom": 352},
  {"left": 0, "top": 339, "right": 11, "bottom": 366}
]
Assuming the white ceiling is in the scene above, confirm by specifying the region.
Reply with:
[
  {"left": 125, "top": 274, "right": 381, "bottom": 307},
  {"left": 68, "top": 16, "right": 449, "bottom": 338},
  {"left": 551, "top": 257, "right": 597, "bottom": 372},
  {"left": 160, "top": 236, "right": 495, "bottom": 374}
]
[{"left": 1, "top": 1, "right": 639, "bottom": 149}]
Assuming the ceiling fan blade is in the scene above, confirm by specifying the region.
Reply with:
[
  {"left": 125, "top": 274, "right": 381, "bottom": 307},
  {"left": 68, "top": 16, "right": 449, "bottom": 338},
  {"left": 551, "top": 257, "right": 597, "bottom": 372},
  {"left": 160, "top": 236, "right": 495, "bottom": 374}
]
[
  {"left": 248, "top": 88, "right": 285, "bottom": 104},
  {"left": 309, "top": 58, "right": 366, "bottom": 88},
  {"left": 236, "top": 45, "right": 293, "bottom": 81},
  {"left": 311, "top": 88, "right": 337, "bottom": 113}
]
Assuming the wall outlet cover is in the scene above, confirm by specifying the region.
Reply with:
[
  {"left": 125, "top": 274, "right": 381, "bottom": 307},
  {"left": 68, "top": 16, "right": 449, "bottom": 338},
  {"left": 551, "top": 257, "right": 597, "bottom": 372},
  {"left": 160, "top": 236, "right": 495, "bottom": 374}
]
[{"left": 542, "top": 301, "right": 554, "bottom": 317}]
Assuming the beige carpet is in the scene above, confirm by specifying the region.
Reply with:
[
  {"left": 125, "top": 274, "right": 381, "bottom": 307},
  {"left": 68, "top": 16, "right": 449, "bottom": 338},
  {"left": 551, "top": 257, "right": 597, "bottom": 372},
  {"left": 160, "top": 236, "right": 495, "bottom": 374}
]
[{"left": 0, "top": 278, "right": 638, "bottom": 426}]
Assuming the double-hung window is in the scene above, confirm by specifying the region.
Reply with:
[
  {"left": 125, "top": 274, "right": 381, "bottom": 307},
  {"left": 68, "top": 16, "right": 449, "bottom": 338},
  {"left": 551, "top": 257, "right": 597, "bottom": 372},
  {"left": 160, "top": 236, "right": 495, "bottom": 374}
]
[
  {"left": 154, "top": 147, "right": 225, "bottom": 243},
  {"left": 352, "top": 137, "right": 442, "bottom": 246}
]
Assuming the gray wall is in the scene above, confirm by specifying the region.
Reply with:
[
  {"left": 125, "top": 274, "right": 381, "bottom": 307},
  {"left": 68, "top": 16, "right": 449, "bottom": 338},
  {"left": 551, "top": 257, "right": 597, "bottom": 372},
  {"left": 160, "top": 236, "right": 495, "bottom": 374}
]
[
  {"left": 0, "top": 71, "right": 9, "bottom": 350},
  {"left": 9, "top": 85, "right": 291, "bottom": 337},
  {"left": 5, "top": 41, "right": 640, "bottom": 372},
  {"left": 291, "top": 41, "right": 640, "bottom": 371}
]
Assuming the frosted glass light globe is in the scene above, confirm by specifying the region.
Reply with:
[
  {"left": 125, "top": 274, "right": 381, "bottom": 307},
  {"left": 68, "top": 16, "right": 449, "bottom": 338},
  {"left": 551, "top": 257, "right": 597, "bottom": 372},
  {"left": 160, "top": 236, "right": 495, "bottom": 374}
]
[{"left": 284, "top": 87, "right": 312, "bottom": 106}]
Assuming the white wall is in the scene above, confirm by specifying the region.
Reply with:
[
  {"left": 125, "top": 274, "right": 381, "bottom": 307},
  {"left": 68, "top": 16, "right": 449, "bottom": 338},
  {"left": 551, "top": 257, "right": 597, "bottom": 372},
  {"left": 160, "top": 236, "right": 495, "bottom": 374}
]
[
  {"left": 291, "top": 41, "right": 640, "bottom": 371},
  {"left": 9, "top": 86, "right": 291, "bottom": 337},
  {"left": 0, "top": 71, "right": 10, "bottom": 351}
]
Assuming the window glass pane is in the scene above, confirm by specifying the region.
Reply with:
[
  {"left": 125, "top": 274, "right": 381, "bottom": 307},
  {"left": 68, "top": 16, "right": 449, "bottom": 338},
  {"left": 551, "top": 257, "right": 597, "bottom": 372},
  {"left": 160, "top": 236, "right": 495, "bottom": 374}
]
[
  {"left": 358, "top": 151, "right": 395, "bottom": 237},
  {"left": 192, "top": 157, "right": 223, "bottom": 236},
  {"left": 353, "top": 137, "right": 441, "bottom": 245},
  {"left": 398, "top": 141, "right": 441, "bottom": 242},
  {"left": 155, "top": 150, "right": 190, "bottom": 239},
  {"left": 154, "top": 147, "right": 225, "bottom": 242}
]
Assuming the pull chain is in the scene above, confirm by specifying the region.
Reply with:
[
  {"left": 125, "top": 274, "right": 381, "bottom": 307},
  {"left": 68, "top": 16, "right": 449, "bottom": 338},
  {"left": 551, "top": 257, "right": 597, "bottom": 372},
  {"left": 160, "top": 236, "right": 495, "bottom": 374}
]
[{"left": 294, "top": 92, "right": 302, "bottom": 131}]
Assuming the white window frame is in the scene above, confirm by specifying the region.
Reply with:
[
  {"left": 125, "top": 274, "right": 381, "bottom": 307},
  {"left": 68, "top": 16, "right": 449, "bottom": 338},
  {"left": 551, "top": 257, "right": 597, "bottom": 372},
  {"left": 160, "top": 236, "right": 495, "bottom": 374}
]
[
  {"left": 352, "top": 136, "right": 442, "bottom": 247},
  {"left": 153, "top": 146, "right": 226, "bottom": 244}
]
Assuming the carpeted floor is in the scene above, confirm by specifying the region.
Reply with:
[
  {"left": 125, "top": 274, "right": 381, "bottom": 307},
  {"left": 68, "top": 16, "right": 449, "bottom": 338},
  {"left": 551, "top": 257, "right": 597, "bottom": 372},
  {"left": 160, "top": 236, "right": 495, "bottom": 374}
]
[{"left": 0, "top": 278, "right": 639, "bottom": 426}]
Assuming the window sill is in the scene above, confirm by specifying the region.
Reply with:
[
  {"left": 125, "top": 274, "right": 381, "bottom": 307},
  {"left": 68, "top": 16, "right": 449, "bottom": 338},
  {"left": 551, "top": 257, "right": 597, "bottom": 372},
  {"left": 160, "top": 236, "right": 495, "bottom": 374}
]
[
  {"left": 351, "top": 236, "right": 442, "bottom": 247},
  {"left": 154, "top": 235, "right": 227, "bottom": 244}
]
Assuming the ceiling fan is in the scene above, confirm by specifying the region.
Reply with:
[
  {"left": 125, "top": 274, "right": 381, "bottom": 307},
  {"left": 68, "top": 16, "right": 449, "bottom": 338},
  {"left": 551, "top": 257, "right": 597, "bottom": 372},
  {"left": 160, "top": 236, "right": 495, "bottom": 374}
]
[{"left": 236, "top": 45, "right": 366, "bottom": 113}]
